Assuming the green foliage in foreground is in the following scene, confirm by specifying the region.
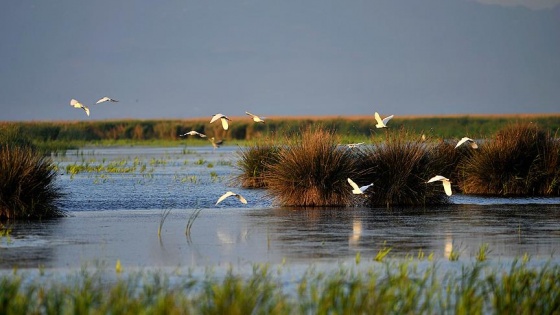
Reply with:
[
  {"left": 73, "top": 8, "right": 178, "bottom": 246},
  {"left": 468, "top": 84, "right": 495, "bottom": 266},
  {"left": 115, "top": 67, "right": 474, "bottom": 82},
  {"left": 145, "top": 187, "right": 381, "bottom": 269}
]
[{"left": 1, "top": 259, "right": 559, "bottom": 314}]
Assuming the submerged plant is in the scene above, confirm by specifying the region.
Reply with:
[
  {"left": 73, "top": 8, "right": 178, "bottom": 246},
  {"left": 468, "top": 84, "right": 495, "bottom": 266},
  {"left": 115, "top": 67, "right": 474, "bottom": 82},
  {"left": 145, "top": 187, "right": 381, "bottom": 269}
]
[
  {"left": 265, "top": 127, "right": 358, "bottom": 207},
  {"left": 0, "top": 144, "right": 65, "bottom": 219},
  {"left": 459, "top": 123, "right": 560, "bottom": 196}
]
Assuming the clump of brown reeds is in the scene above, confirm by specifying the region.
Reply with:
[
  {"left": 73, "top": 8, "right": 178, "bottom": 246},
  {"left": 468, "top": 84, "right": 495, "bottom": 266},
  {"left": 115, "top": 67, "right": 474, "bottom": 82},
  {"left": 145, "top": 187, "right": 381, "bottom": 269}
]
[
  {"left": 459, "top": 123, "right": 560, "bottom": 196},
  {"left": 356, "top": 129, "right": 451, "bottom": 206},
  {"left": 235, "top": 139, "right": 281, "bottom": 188},
  {"left": 0, "top": 144, "right": 65, "bottom": 219},
  {"left": 264, "top": 127, "right": 358, "bottom": 207}
]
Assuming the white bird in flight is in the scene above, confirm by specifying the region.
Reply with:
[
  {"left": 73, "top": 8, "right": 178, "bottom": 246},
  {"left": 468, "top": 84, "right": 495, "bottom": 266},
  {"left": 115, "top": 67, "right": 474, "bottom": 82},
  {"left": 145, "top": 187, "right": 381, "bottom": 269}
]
[
  {"left": 374, "top": 112, "right": 394, "bottom": 128},
  {"left": 347, "top": 178, "right": 373, "bottom": 195},
  {"left": 455, "top": 137, "right": 478, "bottom": 149},
  {"left": 216, "top": 191, "right": 247, "bottom": 205},
  {"left": 210, "top": 113, "right": 231, "bottom": 130},
  {"left": 209, "top": 137, "right": 223, "bottom": 149},
  {"left": 426, "top": 175, "right": 452, "bottom": 196},
  {"left": 179, "top": 131, "right": 207, "bottom": 137},
  {"left": 246, "top": 111, "right": 266, "bottom": 123},
  {"left": 346, "top": 142, "right": 364, "bottom": 149},
  {"left": 95, "top": 96, "right": 119, "bottom": 104},
  {"left": 70, "top": 99, "right": 90, "bottom": 116}
]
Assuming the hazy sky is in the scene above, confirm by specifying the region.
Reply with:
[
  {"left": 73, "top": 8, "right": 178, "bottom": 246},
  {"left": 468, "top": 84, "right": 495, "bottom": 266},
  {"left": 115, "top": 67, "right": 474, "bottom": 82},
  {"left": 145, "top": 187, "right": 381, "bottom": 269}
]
[{"left": 1, "top": 0, "right": 559, "bottom": 121}]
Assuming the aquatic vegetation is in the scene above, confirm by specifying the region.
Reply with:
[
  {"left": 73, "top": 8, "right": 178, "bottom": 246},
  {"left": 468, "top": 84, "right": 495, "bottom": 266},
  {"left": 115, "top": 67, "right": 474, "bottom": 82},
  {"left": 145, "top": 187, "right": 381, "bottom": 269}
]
[
  {"left": 235, "top": 140, "right": 281, "bottom": 188},
  {"left": 158, "top": 209, "right": 172, "bottom": 237},
  {"left": 448, "top": 248, "right": 461, "bottom": 261},
  {"left": 459, "top": 123, "right": 560, "bottom": 196},
  {"left": 194, "top": 158, "right": 206, "bottom": 165},
  {"left": 265, "top": 127, "right": 358, "bottom": 207},
  {"left": 0, "top": 224, "right": 12, "bottom": 245},
  {"left": 374, "top": 245, "right": 392, "bottom": 262},
  {"left": 476, "top": 243, "right": 490, "bottom": 262},
  {"left": 1, "top": 258, "right": 559, "bottom": 314},
  {"left": 356, "top": 129, "right": 450, "bottom": 207},
  {"left": 210, "top": 171, "right": 219, "bottom": 182},
  {"left": 0, "top": 145, "right": 65, "bottom": 219},
  {"left": 185, "top": 208, "right": 203, "bottom": 242}
]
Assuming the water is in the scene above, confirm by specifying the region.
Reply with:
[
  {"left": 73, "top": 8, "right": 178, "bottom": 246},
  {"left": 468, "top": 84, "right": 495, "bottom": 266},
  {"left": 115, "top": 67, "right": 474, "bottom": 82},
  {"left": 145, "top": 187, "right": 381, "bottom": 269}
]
[{"left": 1, "top": 146, "right": 560, "bottom": 270}]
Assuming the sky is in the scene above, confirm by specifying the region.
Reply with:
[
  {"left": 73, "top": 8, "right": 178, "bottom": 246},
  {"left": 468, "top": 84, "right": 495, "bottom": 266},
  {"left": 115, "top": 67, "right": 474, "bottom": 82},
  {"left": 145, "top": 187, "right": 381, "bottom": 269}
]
[{"left": 1, "top": 0, "right": 559, "bottom": 121}]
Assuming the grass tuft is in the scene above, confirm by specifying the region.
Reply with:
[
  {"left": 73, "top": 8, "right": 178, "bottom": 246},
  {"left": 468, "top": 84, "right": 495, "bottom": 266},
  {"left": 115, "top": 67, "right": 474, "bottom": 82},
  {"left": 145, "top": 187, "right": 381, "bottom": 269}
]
[
  {"left": 235, "top": 139, "right": 280, "bottom": 188},
  {"left": 459, "top": 123, "right": 560, "bottom": 196},
  {"left": 356, "top": 128, "right": 451, "bottom": 207},
  {"left": 0, "top": 144, "right": 65, "bottom": 219},
  {"left": 265, "top": 127, "right": 358, "bottom": 207}
]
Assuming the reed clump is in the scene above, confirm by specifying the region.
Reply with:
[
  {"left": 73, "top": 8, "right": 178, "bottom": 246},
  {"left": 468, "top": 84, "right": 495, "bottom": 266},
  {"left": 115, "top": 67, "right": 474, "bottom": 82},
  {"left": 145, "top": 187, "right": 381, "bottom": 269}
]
[
  {"left": 459, "top": 123, "right": 560, "bottom": 196},
  {"left": 265, "top": 127, "right": 358, "bottom": 207},
  {"left": 235, "top": 139, "right": 281, "bottom": 188},
  {"left": 356, "top": 129, "right": 450, "bottom": 206},
  {"left": 0, "top": 129, "right": 64, "bottom": 219},
  {"left": 0, "top": 144, "right": 65, "bottom": 219}
]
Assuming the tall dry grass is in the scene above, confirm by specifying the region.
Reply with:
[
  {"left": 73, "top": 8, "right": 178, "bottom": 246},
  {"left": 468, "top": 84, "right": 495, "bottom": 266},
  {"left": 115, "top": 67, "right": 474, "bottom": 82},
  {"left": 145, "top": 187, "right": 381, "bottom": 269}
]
[
  {"left": 0, "top": 144, "right": 65, "bottom": 219},
  {"left": 265, "top": 127, "right": 358, "bottom": 207},
  {"left": 356, "top": 129, "right": 451, "bottom": 206},
  {"left": 235, "top": 139, "right": 281, "bottom": 188},
  {"left": 459, "top": 123, "right": 560, "bottom": 196}
]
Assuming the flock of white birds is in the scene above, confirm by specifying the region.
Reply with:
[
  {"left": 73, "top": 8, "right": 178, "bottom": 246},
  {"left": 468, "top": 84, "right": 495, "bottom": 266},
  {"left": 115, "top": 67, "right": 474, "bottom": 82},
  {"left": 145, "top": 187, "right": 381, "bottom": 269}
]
[{"left": 70, "top": 97, "right": 476, "bottom": 204}]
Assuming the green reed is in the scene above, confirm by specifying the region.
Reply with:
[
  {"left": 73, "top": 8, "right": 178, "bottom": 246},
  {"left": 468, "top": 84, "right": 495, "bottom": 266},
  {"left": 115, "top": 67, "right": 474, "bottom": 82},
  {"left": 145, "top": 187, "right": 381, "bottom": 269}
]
[{"left": 1, "top": 257, "right": 558, "bottom": 314}]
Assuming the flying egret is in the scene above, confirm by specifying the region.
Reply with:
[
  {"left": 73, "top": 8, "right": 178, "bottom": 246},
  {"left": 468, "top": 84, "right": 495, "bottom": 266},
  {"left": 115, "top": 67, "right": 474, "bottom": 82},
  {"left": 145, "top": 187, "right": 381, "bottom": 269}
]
[
  {"left": 346, "top": 142, "right": 364, "bottom": 149},
  {"left": 210, "top": 113, "right": 231, "bottom": 130},
  {"left": 209, "top": 137, "right": 223, "bottom": 149},
  {"left": 70, "top": 99, "right": 90, "bottom": 116},
  {"left": 246, "top": 111, "right": 266, "bottom": 123},
  {"left": 179, "top": 131, "right": 207, "bottom": 137},
  {"left": 427, "top": 175, "right": 452, "bottom": 196},
  {"left": 374, "top": 112, "right": 394, "bottom": 128},
  {"left": 347, "top": 178, "right": 373, "bottom": 194},
  {"left": 455, "top": 137, "right": 478, "bottom": 149},
  {"left": 216, "top": 191, "right": 247, "bottom": 205},
  {"left": 95, "top": 96, "right": 119, "bottom": 104}
]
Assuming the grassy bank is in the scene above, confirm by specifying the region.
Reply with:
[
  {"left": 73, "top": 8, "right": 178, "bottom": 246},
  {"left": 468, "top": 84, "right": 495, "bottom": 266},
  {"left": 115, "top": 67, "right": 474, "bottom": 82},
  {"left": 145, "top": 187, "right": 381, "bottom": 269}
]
[
  {"left": 1, "top": 258, "right": 558, "bottom": 314},
  {"left": 2, "top": 114, "right": 559, "bottom": 151}
]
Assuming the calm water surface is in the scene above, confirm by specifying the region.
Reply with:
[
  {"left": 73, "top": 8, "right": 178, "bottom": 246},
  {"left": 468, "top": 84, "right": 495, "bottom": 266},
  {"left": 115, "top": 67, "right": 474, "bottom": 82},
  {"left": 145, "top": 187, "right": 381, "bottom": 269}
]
[{"left": 1, "top": 146, "right": 559, "bottom": 269}]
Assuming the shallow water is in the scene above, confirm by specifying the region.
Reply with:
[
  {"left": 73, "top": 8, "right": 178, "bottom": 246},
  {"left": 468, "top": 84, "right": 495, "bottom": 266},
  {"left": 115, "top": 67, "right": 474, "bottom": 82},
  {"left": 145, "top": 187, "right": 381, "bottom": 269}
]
[{"left": 2, "top": 146, "right": 560, "bottom": 269}]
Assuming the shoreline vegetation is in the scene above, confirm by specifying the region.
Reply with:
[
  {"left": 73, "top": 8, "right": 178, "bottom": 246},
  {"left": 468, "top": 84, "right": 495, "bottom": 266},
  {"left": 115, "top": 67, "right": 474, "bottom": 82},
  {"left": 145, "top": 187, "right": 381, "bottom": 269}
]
[
  {"left": 1, "top": 114, "right": 559, "bottom": 151},
  {"left": 1, "top": 258, "right": 559, "bottom": 314}
]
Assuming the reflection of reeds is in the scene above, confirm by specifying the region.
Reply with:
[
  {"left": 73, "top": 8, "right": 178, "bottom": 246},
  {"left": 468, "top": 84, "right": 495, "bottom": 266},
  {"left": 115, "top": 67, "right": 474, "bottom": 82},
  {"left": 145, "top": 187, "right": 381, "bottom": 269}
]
[
  {"left": 158, "top": 209, "right": 172, "bottom": 237},
  {"left": 185, "top": 208, "right": 203, "bottom": 241},
  {"left": 0, "top": 144, "right": 64, "bottom": 219},
  {"left": 459, "top": 123, "right": 560, "bottom": 196},
  {"left": 265, "top": 127, "right": 358, "bottom": 207}
]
